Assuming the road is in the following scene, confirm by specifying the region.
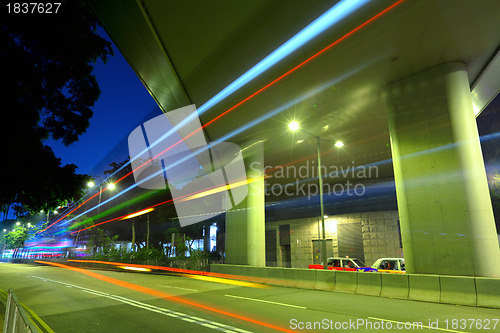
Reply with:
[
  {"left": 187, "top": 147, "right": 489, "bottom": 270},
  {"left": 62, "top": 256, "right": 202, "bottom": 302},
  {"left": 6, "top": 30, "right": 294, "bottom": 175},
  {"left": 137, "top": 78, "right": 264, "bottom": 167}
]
[{"left": 0, "top": 261, "right": 499, "bottom": 332}]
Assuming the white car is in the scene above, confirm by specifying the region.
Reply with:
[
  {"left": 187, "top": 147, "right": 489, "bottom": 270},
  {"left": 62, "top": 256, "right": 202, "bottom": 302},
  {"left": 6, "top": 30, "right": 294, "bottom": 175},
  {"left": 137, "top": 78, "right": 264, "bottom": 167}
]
[
  {"left": 328, "top": 257, "right": 365, "bottom": 269},
  {"left": 371, "top": 258, "right": 405, "bottom": 271}
]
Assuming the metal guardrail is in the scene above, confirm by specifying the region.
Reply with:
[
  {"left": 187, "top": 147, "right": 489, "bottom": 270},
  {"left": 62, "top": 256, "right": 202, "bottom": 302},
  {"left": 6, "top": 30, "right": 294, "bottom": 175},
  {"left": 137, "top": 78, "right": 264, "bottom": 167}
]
[{"left": 3, "top": 289, "right": 40, "bottom": 333}]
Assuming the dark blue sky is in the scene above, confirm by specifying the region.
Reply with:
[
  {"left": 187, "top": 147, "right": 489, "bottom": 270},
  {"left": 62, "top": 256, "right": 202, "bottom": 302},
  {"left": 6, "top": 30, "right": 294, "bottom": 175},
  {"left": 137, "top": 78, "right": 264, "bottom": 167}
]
[{"left": 45, "top": 29, "right": 160, "bottom": 176}]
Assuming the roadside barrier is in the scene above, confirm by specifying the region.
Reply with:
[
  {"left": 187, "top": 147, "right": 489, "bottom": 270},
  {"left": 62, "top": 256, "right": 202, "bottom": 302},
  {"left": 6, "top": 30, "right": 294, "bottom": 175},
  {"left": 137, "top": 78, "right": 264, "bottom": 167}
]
[
  {"left": 439, "top": 275, "right": 476, "bottom": 306},
  {"left": 355, "top": 271, "right": 381, "bottom": 296},
  {"left": 3, "top": 289, "right": 40, "bottom": 333},
  {"left": 209, "top": 264, "right": 500, "bottom": 309},
  {"left": 335, "top": 270, "right": 357, "bottom": 294},
  {"left": 296, "top": 268, "right": 316, "bottom": 289},
  {"left": 380, "top": 273, "right": 408, "bottom": 299},
  {"left": 408, "top": 274, "right": 441, "bottom": 303},
  {"left": 314, "top": 269, "right": 336, "bottom": 291}
]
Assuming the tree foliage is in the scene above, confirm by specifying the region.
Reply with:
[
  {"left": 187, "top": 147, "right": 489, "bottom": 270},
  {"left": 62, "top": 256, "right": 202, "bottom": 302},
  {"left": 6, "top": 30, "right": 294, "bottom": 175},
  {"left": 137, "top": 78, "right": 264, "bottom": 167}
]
[
  {"left": 3, "top": 226, "right": 30, "bottom": 249},
  {"left": 85, "top": 228, "right": 119, "bottom": 256},
  {"left": 1, "top": 0, "right": 113, "bottom": 215}
]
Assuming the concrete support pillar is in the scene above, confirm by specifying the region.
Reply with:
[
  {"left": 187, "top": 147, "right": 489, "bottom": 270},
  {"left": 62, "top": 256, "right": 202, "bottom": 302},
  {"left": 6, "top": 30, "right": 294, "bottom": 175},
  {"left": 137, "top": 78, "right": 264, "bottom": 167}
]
[
  {"left": 225, "top": 141, "right": 266, "bottom": 266},
  {"left": 385, "top": 62, "right": 500, "bottom": 277}
]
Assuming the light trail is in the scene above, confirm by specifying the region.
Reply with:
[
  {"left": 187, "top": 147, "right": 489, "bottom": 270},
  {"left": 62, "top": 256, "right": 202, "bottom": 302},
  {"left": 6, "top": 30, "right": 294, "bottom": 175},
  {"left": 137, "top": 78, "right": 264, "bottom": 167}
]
[
  {"left": 114, "top": 0, "right": 403, "bottom": 188},
  {"left": 62, "top": 56, "right": 388, "bottom": 232},
  {"left": 37, "top": 190, "right": 103, "bottom": 234},
  {"left": 121, "top": 208, "right": 154, "bottom": 220},
  {"left": 35, "top": 261, "right": 297, "bottom": 333},
  {"left": 110, "top": 0, "right": 373, "bottom": 179},
  {"left": 30, "top": 276, "right": 251, "bottom": 333},
  {"left": 68, "top": 188, "right": 161, "bottom": 230},
  {"left": 69, "top": 175, "right": 261, "bottom": 233},
  {"left": 42, "top": 0, "right": 405, "bottom": 233}
]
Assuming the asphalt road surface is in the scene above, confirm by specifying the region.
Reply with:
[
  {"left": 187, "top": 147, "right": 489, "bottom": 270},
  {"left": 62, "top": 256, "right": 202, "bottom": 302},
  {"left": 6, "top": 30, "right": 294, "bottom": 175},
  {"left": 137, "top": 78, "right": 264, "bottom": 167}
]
[{"left": 0, "top": 261, "right": 499, "bottom": 332}]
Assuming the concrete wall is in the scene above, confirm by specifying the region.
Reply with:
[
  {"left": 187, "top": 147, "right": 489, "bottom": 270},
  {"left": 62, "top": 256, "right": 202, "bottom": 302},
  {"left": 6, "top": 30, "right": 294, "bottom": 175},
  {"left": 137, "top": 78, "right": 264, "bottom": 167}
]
[
  {"left": 210, "top": 264, "right": 500, "bottom": 309},
  {"left": 266, "top": 210, "right": 401, "bottom": 268}
]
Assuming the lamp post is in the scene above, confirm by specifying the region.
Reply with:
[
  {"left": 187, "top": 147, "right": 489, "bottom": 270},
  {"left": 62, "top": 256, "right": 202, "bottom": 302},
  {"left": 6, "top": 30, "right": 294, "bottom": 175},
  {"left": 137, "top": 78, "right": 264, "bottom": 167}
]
[
  {"left": 78, "top": 179, "right": 116, "bottom": 248},
  {"left": 87, "top": 177, "right": 116, "bottom": 218},
  {"left": 288, "top": 121, "right": 343, "bottom": 269}
]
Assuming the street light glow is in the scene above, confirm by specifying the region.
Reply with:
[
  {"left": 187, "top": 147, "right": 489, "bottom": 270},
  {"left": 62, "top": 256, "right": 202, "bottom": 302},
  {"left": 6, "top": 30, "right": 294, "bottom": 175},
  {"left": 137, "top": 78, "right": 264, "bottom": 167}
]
[
  {"left": 16, "top": 221, "right": 20, "bottom": 225},
  {"left": 107, "top": 183, "right": 115, "bottom": 190},
  {"left": 288, "top": 121, "right": 299, "bottom": 131},
  {"left": 87, "top": 181, "right": 95, "bottom": 188},
  {"left": 54, "top": 211, "right": 58, "bottom": 214},
  {"left": 334, "top": 141, "right": 344, "bottom": 148}
]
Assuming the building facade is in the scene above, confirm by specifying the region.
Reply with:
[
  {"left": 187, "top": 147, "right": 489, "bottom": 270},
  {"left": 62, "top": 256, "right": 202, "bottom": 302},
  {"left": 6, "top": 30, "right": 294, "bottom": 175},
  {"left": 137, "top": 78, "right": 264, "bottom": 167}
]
[{"left": 265, "top": 211, "right": 401, "bottom": 268}]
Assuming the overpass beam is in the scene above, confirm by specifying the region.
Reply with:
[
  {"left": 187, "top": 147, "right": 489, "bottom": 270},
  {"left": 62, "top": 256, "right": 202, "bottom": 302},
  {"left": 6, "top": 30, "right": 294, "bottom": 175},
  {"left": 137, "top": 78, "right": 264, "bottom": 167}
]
[
  {"left": 225, "top": 141, "right": 265, "bottom": 266},
  {"left": 385, "top": 62, "right": 500, "bottom": 277}
]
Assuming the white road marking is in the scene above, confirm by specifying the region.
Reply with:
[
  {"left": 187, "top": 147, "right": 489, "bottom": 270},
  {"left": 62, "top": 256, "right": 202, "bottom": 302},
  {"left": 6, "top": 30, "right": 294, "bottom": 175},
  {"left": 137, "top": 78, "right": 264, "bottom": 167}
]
[
  {"left": 224, "top": 294, "right": 307, "bottom": 309},
  {"left": 157, "top": 284, "right": 199, "bottom": 292},
  {"left": 29, "top": 276, "right": 252, "bottom": 333},
  {"left": 368, "top": 317, "right": 467, "bottom": 333}
]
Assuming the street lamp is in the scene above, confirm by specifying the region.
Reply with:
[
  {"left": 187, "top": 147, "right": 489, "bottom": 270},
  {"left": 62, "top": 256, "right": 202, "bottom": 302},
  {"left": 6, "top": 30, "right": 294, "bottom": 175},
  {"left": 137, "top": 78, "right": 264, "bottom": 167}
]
[
  {"left": 288, "top": 121, "right": 300, "bottom": 131},
  {"left": 288, "top": 121, "right": 343, "bottom": 269},
  {"left": 88, "top": 177, "right": 116, "bottom": 218}
]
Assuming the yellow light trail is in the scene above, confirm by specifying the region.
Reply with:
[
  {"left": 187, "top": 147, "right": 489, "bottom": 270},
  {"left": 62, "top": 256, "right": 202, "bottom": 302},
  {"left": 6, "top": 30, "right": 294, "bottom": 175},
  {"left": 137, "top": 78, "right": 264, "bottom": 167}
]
[
  {"left": 177, "top": 176, "right": 263, "bottom": 202},
  {"left": 121, "top": 208, "right": 154, "bottom": 220}
]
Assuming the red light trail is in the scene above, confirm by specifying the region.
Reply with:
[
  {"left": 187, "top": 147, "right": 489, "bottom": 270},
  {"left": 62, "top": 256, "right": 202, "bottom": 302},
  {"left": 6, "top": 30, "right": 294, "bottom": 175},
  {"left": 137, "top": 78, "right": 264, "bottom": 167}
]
[
  {"left": 35, "top": 260, "right": 298, "bottom": 333},
  {"left": 44, "top": 0, "right": 405, "bottom": 233}
]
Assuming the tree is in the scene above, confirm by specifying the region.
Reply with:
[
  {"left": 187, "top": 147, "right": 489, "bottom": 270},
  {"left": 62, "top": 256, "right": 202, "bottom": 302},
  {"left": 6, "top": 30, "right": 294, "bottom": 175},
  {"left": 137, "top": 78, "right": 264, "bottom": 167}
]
[
  {"left": 3, "top": 226, "right": 29, "bottom": 249},
  {"left": 1, "top": 0, "right": 113, "bottom": 216},
  {"left": 85, "top": 229, "right": 118, "bottom": 257},
  {"left": 3, "top": 226, "right": 30, "bottom": 258}
]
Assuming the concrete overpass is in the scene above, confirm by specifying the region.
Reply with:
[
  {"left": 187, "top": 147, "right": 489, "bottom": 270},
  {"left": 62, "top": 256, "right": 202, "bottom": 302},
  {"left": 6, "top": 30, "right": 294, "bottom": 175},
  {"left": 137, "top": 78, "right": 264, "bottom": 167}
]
[{"left": 88, "top": 0, "right": 500, "bottom": 277}]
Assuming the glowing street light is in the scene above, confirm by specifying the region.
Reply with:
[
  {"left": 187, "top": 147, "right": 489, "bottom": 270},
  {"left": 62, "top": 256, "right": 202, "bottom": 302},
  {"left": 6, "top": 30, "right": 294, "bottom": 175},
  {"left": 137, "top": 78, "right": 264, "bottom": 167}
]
[
  {"left": 87, "top": 181, "right": 95, "bottom": 188},
  {"left": 16, "top": 222, "right": 20, "bottom": 226},
  {"left": 107, "top": 183, "right": 115, "bottom": 190},
  {"left": 288, "top": 121, "right": 343, "bottom": 269},
  {"left": 288, "top": 121, "right": 299, "bottom": 131}
]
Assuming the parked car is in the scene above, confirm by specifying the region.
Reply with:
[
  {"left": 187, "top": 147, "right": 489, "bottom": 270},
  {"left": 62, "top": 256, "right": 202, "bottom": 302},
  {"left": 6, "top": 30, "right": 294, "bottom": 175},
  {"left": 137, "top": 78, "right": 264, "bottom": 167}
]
[
  {"left": 308, "top": 257, "right": 377, "bottom": 272},
  {"left": 371, "top": 258, "right": 405, "bottom": 273},
  {"left": 328, "top": 257, "right": 364, "bottom": 269},
  {"left": 327, "top": 257, "right": 377, "bottom": 272}
]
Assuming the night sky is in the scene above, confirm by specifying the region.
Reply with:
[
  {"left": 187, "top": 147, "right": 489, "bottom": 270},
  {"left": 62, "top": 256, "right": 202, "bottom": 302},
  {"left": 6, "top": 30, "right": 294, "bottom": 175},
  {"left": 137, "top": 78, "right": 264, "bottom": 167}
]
[{"left": 45, "top": 29, "right": 160, "bottom": 177}]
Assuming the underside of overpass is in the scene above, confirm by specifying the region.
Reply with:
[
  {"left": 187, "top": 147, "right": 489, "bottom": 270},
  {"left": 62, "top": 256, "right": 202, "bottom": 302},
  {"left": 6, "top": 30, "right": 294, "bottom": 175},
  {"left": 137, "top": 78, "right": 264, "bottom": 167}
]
[{"left": 89, "top": 0, "right": 500, "bottom": 277}]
